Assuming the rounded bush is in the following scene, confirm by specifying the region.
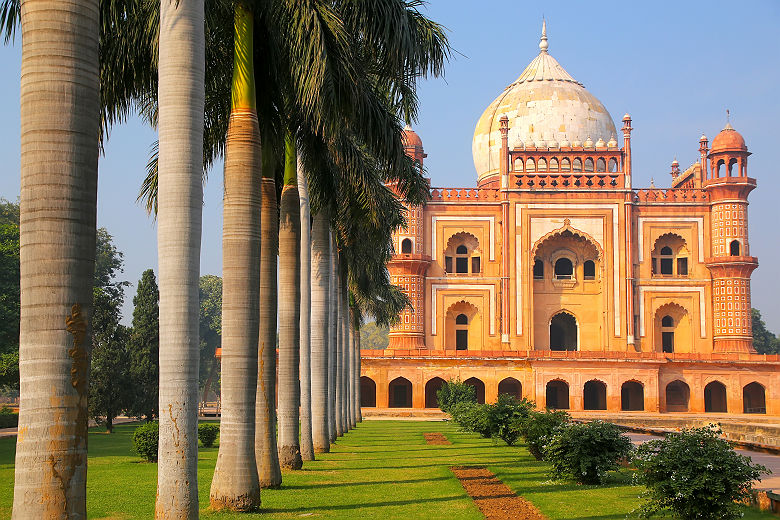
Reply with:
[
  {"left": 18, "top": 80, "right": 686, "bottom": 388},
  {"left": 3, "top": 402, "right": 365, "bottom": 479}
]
[
  {"left": 632, "top": 425, "right": 768, "bottom": 520},
  {"left": 486, "top": 394, "right": 534, "bottom": 446},
  {"left": 544, "top": 420, "right": 632, "bottom": 484},
  {"left": 517, "top": 409, "right": 570, "bottom": 460},
  {"left": 437, "top": 379, "right": 476, "bottom": 413},
  {"left": 198, "top": 422, "right": 219, "bottom": 447},
  {"left": 132, "top": 421, "right": 159, "bottom": 462}
]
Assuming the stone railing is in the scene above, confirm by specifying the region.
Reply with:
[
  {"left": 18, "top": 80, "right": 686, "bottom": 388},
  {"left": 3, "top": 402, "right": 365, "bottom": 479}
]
[
  {"left": 514, "top": 173, "right": 624, "bottom": 189},
  {"left": 633, "top": 188, "right": 709, "bottom": 203},
  {"left": 429, "top": 187, "right": 500, "bottom": 201}
]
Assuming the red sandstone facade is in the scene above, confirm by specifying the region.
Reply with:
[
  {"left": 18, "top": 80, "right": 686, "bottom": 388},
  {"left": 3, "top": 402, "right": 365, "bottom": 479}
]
[{"left": 360, "top": 25, "right": 779, "bottom": 416}]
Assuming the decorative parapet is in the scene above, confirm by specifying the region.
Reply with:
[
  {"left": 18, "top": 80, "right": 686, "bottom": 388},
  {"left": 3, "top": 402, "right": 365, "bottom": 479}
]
[
  {"left": 429, "top": 187, "right": 500, "bottom": 202},
  {"left": 514, "top": 173, "right": 624, "bottom": 189},
  {"left": 633, "top": 188, "right": 709, "bottom": 203}
]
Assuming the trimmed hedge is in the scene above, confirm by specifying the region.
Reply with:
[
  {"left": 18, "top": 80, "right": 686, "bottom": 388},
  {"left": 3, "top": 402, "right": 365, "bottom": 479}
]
[
  {"left": 198, "top": 422, "right": 219, "bottom": 447},
  {"left": 132, "top": 421, "right": 159, "bottom": 462}
]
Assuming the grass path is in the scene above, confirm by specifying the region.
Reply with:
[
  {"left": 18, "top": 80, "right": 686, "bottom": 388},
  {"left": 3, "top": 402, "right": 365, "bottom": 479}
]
[{"left": 0, "top": 420, "right": 774, "bottom": 519}]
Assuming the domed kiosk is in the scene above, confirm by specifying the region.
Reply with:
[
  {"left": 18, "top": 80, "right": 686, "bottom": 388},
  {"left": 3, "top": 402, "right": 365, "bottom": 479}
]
[{"left": 473, "top": 21, "right": 616, "bottom": 187}]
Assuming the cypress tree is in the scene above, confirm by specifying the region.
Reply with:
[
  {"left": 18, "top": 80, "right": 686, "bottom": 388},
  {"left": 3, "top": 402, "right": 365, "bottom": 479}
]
[{"left": 128, "top": 269, "right": 160, "bottom": 420}]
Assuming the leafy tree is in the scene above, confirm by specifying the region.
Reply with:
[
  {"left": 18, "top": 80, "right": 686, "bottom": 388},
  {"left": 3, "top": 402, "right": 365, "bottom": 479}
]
[
  {"left": 752, "top": 308, "right": 780, "bottom": 354},
  {"left": 436, "top": 379, "right": 476, "bottom": 413},
  {"left": 199, "top": 274, "right": 221, "bottom": 402},
  {"left": 359, "top": 321, "right": 389, "bottom": 349},
  {"left": 128, "top": 269, "right": 159, "bottom": 420},
  {"left": 0, "top": 200, "right": 19, "bottom": 392},
  {"left": 89, "top": 229, "right": 132, "bottom": 432}
]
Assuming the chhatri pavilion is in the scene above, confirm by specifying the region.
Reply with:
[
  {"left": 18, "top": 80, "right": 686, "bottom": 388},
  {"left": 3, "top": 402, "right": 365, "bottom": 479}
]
[{"left": 359, "top": 23, "right": 780, "bottom": 415}]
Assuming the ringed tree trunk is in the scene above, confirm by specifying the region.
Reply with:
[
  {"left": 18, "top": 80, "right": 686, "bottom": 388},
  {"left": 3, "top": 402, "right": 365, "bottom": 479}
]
[
  {"left": 13, "top": 0, "right": 100, "bottom": 515},
  {"left": 327, "top": 231, "right": 337, "bottom": 443},
  {"left": 334, "top": 255, "right": 344, "bottom": 437},
  {"left": 340, "top": 261, "right": 350, "bottom": 431},
  {"left": 354, "top": 323, "right": 362, "bottom": 422},
  {"left": 310, "top": 212, "right": 330, "bottom": 453},
  {"left": 297, "top": 159, "right": 315, "bottom": 461},
  {"left": 155, "top": 0, "right": 205, "bottom": 515},
  {"left": 277, "top": 133, "right": 303, "bottom": 470},
  {"left": 210, "top": 4, "right": 262, "bottom": 511},
  {"left": 256, "top": 148, "right": 282, "bottom": 488},
  {"left": 349, "top": 317, "right": 359, "bottom": 427}
]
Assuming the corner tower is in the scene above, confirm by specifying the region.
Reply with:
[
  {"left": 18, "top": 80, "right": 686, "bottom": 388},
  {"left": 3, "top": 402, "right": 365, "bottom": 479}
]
[
  {"left": 704, "top": 123, "right": 758, "bottom": 353},
  {"left": 387, "top": 126, "right": 431, "bottom": 349}
]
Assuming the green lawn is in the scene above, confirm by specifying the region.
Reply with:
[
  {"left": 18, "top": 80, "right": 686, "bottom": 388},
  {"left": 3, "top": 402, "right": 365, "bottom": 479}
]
[{"left": 0, "top": 420, "right": 774, "bottom": 519}]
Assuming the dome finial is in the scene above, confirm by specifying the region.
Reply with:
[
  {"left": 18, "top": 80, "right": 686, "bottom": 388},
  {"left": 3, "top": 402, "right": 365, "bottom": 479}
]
[{"left": 539, "top": 19, "right": 549, "bottom": 53}]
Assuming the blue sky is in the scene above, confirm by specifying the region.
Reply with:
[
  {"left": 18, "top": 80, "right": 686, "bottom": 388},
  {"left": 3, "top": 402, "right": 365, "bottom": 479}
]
[{"left": 1, "top": 1, "right": 779, "bottom": 332}]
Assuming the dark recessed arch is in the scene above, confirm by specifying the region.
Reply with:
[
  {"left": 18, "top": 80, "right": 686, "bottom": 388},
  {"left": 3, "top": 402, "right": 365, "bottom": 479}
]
[
  {"left": 621, "top": 381, "right": 644, "bottom": 411},
  {"left": 424, "top": 377, "right": 446, "bottom": 409},
  {"left": 389, "top": 377, "right": 412, "bottom": 408},
  {"left": 498, "top": 377, "right": 522, "bottom": 399},
  {"left": 464, "top": 377, "right": 485, "bottom": 404},
  {"left": 743, "top": 382, "right": 766, "bottom": 414},
  {"left": 546, "top": 380, "right": 569, "bottom": 410},
  {"left": 704, "top": 381, "right": 727, "bottom": 413},
  {"left": 583, "top": 380, "right": 607, "bottom": 410},
  {"left": 665, "top": 380, "right": 690, "bottom": 412},
  {"left": 360, "top": 376, "right": 376, "bottom": 407}
]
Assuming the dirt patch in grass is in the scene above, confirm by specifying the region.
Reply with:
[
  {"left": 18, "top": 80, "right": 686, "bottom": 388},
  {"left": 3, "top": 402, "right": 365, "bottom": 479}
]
[
  {"left": 423, "top": 432, "right": 451, "bottom": 445},
  {"left": 451, "top": 465, "right": 547, "bottom": 520}
]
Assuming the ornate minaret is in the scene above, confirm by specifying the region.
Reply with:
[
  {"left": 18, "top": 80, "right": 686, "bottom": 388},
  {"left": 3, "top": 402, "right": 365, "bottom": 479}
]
[
  {"left": 387, "top": 126, "right": 431, "bottom": 349},
  {"left": 704, "top": 122, "right": 758, "bottom": 353}
]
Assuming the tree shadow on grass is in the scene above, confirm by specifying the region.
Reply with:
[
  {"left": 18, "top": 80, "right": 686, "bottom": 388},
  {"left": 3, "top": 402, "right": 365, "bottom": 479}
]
[
  {"left": 283, "top": 475, "right": 453, "bottom": 490},
  {"left": 260, "top": 494, "right": 466, "bottom": 514}
]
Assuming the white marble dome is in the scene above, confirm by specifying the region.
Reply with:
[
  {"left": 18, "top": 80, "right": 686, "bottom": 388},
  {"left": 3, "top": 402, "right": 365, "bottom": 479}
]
[{"left": 472, "top": 22, "right": 617, "bottom": 184}]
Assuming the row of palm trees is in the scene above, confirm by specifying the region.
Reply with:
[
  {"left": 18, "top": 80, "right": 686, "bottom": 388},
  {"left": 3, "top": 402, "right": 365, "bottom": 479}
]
[{"left": 5, "top": 0, "right": 448, "bottom": 518}]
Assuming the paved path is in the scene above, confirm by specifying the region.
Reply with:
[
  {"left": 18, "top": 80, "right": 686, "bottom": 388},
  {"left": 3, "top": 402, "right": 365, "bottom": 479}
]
[{"left": 628, "top": 432, "right": 780, "bottom": 491}]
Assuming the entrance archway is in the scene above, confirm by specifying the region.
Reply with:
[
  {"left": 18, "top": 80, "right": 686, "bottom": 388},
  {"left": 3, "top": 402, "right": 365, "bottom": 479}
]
[
  {"left": 546, "top": 380, "right": 569, "bottom": 409},
  {"left": 498, "top": 377, "right": 522, "bottom": 399},
  {"left": 360, "top": 376, "right": 376, "bottom": 407},
  {"left": 464, "top": 377, "right": 485, "bottom": 404},
  {"left": 389, "top": 377, "right": 412, "bottom": 408},
  {"left": 665, "top": 380, "right": 690, "bottom": 412},
  {"left": 583, "top": 380, "right": 607, "bottom": 410},
  {"left": 621, "top": 381, "right": 644, "bottom": 411},
  {"left": 743, "top": 382, "right": 766, "bottom": 414},
  {"left": 550, "top": 312, "right": 577, "bottom": 351},
  {"left": 704, "top": 381, "right": 727, "bottom": 413},
  {"left": 424, "top": 377, "right": 445, "bottom": 408}
]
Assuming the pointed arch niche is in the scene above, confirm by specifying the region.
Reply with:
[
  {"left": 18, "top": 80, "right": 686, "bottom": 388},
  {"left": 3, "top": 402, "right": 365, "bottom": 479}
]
[
  {"left": 445, "top": 300, "right": 481, "bottom": 351},
  {"left": 653, "top": 302, "right": 691, "bottom": 354},
  {"left": 444, "top": 232, "right": 482, "bottom": 275}
]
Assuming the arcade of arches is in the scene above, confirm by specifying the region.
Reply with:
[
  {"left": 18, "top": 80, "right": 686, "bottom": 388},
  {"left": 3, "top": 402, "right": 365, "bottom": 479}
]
[{"left": 365, "top": 26, "right": 780, "bottom": 417}]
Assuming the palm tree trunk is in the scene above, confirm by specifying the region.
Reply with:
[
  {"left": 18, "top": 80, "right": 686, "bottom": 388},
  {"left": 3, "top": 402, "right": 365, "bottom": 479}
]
[
  {"left": 355, "top": 324, "right": 363, "bottom": 422},
  {"left": 297, "top": 160, "right": 315, "bottom": 461},
  {"left": 328, "top": 232, "right": 337, "bottom": 443},
  {"left": 340, "top": 261, "right": 350, "bottom": 431},
  {"left": 155, "top": 0, "right": 205, "bottom": 516},
  {"left": 334, "top": 256, "right": 344, "bottom": 437},
  {"left": 256, "top": 157, "right": 281, "bottom": 488},
  {"left": 278, "top": 134, "right": 302, "bottom": 470},
  {"left": 12, "top": 0, "right": 99, "bottom": 516},
  {"left": 209, "top": 4, "right": 261, "bottom": 510},
  {"left": 310, "top": 212, "right": 330, "bottom": 453},
  {"left": 349, "top": 320, "right": 357, "bottom": 428}
]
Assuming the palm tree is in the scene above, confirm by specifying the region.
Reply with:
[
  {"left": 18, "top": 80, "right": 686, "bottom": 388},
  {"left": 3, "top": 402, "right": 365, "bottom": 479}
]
[
  {"left": 298, "top": 157, "right": 315, "bottom": 461},
  {"left": 340, "top": 260, "right": 350, "bottom": 432},
  {"left": 334, "top": 254, "right": 344, "bottom": 438},
  {"left": 277, "top": 131, "right": 303, "bottom": 469},
  {"left": 154, "top": 0, "right": 205, "bottom": 515},
  {"left": 209, "top": 3, "right": 261, "bottom": 510},
  {"left": 328, "top": 232, "right": 338, "bottom": 443},
  {"left": 309, "top": 211, "right": 331, "bottom": 453},
  {"left": 9, "top": 0, "right": 100, "bottom": 515}
]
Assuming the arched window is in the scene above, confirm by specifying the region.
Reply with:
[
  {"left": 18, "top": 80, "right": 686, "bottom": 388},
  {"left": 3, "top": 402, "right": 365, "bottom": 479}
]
[
  {"left": 533, "top": 259, "right": 544, "bottom": 280},
  {"left": 728, "top": 158, "right": 739, "bottom": 177},
  {"left": 514, "top": 158, "right": 524, "bottom": 172},
  {"left": 652, "top": 234, "right": 689, "bottom": 277},
  {"left": 716, "top": 159, "right": 725, "bottom": 178},
  {"left": 401, "top": 238, "right": 412, "bottom": 254},
  {"left": 596, "top": 158, "right": 606, "bottom": 172},
  {"left": 525, "top": 158, "right": 536, "bottom": 172},
  {"left": 561, "top": 158, "right": 571, "bottom": 171},
  {"left": 583, "top": 260, "right": 596, "bottom": 280},
  {"left": 549, "top": 158, "right": 559, "bottom": 171},
  {"left": 573, "top": 158, "right": 583, "bottom": 172},
  {"left": 554, "top": 258, "right": 573, "bottom": 279},
  {"left": 550, "top": 312, "right": 577, "bottom": 351},
  {"left": 661, "top": 315, "right": 674, "bottom": 353},
  {"left": 584, "top": 158, "right": 594, "bottom": 172},
  {"left": 455, "top": 313, "right": 468, "bottom": 350},
  {"left": 660, "top": 246, "right": 673, "bottom": 275},
  {"left": 730, "top": 240, "right": 740, "bottom": 256},
  {"left": 538, "top": 158, "right": 548, "bottom": 172},
  {"left": 608, "top": 158, "right": 619, "bottom": 173},
  {"left": 445, "top": 233, "right": 481, "bottom": 275}
]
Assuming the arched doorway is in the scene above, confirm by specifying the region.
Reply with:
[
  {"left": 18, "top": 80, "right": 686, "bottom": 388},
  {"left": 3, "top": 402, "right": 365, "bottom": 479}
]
[
  {"left": 583, "top": 380, "right": 607, "bottom": 410},
  {"left": 550, "top": 312, "right": 577, "bottom": 351},
  {"left": 546, "top": 380, "right": 569, "bottom": 409},
  {"left": 445, "top": 301, "right": 479, "bottom": 352},
  {"left": 621, "top": 381, "right": 644, "bottom": 411},
  {"left": 464, "top": 377, "right": 485, "bottom": 404},
  {"left": 425, "top": 377, "right": 445, "bottom": 408},
  {"left": 704, "top": 381, "right": 727, "bottom": 413},
  {"left": 743, "top": 382, "right": 766, "bottom": 414},
  {"left": 498, "top": 377, "right": 522, "bottom": 399},
  {"left": 401, "top": 238, "right": 412, "bottom": 254},
  {"left": 665, "top": 380, "right": 690, "bottom": 412},
  {"left": 389, "top": 377, "right": 412, "bottom": 408},
  {"left": 360, "top": 376, "right": 376, "bottom": 407}
]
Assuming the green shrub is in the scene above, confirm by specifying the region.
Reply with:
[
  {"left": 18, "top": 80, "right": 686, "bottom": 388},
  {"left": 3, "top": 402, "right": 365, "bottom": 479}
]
[
  {"left": 516, "top": 409, "right": 569, "bottom": 460},
  {"left": 450, "top": 401, "right": 492, "bottom": 438},
  {"left": 437, "top": 379, "right": 476, "bottom": 413},
  {"left": 132, "top": 421, "right": 159, "bottom": 462},
  {"left": 485, "top": 394, "right": 534, "bottom": 446},
  {"left": 198, "top": 422, "right": 219, "bottom": 447},
  {"left": 544, "top": 420, "right": 632, "bottom": 484},
  {"left": 0, "top": 406, "right": 18, "bottom": 428},
  {"left": 632, "top": 425, "right": 768, "bottom": 520}
]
